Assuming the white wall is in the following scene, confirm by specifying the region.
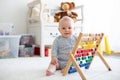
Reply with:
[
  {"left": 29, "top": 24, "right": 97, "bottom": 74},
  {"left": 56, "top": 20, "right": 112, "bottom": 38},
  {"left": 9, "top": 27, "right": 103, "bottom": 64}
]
[
  {"left": 0, "top": 0, "right": 120, "bottom": 51},
  {"left": 0, "top": 0, "right": 33, "bottom": 34},
  {"left": 83, "top": 0, "right": 120, "bottom": 51}
]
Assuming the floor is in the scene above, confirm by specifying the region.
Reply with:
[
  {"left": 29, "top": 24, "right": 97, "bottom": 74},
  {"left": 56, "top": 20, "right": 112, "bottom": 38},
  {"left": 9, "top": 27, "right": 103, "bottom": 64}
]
[{"left": 0, "top": 55, "right": 120, "bottom": 80}]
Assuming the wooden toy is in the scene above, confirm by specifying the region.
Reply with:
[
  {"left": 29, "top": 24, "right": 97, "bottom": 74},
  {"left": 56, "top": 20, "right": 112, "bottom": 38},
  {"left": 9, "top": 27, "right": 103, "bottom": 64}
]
[{"left": 62, "top": 33, "right": 112, "bottom": 80}]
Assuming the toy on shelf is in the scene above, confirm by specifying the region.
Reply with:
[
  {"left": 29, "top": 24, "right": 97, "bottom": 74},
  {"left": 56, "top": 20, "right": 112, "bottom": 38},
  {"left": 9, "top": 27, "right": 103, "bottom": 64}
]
[
  {"left": 19, "top": 35, "right": 35, "bottom": 57},
  {"left": 54, "top": 2, "right": 78, "bottom": 22},
  {"left": 62, "top": 33, "right": 112, "bottom": 80}
]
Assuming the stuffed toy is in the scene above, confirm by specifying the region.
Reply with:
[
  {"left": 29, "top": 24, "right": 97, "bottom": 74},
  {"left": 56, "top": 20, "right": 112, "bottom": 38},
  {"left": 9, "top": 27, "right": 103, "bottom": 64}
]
[{"left": 54, "top": 2, "right": 78, "bottom": 22}]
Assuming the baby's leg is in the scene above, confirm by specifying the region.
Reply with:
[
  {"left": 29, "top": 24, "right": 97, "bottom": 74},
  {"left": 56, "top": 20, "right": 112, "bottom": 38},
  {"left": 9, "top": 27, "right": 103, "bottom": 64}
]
[{"left": 46, "top": 64, "right": 56, "bottom": 76}]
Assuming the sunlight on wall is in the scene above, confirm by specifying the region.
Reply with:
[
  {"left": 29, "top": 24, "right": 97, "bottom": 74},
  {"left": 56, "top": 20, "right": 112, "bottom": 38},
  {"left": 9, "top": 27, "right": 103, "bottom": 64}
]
[{"left": 83, "top": 0, "right": 120, "bottom": 51}]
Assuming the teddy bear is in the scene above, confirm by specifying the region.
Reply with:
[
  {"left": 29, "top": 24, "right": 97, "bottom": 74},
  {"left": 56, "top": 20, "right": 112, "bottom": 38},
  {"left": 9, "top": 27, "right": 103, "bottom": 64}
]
[{"left": 54, "top": 2, "right": 78, "bottom": 22}]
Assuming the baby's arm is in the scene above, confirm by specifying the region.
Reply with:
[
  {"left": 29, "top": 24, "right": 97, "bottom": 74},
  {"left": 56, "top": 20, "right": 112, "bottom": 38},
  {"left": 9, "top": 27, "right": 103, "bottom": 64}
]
[{"left": 51, "top": 56, "right": 58, "bottom": 65}]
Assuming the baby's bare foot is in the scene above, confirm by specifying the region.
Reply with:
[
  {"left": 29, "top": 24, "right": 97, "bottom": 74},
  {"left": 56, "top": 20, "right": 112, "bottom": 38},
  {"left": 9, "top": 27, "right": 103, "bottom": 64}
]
[{"left": 46, "top": 70, "right": 54, "bottom": 76}]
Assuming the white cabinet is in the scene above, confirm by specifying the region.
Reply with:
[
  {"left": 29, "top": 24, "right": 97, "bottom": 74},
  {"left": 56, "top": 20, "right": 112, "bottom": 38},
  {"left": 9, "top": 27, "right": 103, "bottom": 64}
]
[
  {"left": 27, "top": 26, "right": 41, "bottom": 45},
  {"left": 43, "top": 22, "right": 83, "bottom": 45},
  {"left": 44, "top": 26, "right": 60, "bottom": 45}
]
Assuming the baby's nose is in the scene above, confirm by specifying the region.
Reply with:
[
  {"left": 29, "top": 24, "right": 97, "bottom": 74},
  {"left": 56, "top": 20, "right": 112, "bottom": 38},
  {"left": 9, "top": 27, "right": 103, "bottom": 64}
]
[{"left": 65, "top": 28, "right": 69, "bottom": 31}]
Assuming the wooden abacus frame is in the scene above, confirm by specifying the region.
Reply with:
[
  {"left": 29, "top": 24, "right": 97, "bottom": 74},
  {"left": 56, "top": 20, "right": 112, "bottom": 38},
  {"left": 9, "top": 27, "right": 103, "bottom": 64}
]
[{"left": 62, "top": 33, "right": 112, "bottom": 80}]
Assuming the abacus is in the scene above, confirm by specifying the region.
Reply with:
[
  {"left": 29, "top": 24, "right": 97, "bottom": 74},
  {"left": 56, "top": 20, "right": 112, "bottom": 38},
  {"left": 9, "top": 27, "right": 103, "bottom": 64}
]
[{"left": 62, "top": 33, "right": 112, "bottom": 80}]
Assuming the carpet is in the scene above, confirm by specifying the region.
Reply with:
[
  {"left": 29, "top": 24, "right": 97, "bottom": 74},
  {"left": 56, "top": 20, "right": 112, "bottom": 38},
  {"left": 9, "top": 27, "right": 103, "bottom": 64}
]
[{"left": 0, "top": 55, "right": 120, "bottom": 80}]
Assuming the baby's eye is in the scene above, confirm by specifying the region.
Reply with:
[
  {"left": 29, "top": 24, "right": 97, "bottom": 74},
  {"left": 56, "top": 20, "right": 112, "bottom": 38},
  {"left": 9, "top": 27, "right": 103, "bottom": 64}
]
[
  {"left": 62, "top": 27, "right": 65, "bottom": 30},
  {"left": 68, "top": 27, "right": 72, "bottom": 29}
]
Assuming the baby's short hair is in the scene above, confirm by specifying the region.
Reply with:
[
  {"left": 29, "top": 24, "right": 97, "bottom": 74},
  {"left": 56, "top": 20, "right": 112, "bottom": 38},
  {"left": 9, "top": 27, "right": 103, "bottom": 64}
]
[{"left": 59, "top": 16, "right": 74, "bottom": 27}]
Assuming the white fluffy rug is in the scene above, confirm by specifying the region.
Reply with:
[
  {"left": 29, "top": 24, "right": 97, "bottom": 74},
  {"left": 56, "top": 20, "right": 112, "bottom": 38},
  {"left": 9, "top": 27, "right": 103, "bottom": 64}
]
[{"left": 0, "top": 55, "right": 120, "bottom": 80}]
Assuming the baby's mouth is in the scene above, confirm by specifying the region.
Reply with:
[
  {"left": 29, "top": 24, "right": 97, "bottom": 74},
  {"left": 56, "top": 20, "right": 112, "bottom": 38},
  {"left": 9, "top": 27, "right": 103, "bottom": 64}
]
[{"left": 65, "top": 33, "right": 70, "bottom": 35}]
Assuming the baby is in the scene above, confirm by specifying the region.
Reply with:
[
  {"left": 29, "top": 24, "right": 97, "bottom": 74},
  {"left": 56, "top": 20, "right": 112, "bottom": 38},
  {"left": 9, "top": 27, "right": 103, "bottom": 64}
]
[{"left": 46, "top": 16, "right": 77, "bottom": 76}]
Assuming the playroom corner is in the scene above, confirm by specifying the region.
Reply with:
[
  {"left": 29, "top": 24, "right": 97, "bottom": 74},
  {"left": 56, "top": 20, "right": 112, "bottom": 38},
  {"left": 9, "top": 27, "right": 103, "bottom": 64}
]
[{"left": 0, "top": 0, "right": 120, "bottom": 80}]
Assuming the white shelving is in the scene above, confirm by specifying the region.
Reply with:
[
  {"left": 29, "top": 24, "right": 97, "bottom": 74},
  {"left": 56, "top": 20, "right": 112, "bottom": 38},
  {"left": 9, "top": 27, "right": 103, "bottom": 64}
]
[{"left": 27, "top": 0, "right": 84, "bottom": 57}]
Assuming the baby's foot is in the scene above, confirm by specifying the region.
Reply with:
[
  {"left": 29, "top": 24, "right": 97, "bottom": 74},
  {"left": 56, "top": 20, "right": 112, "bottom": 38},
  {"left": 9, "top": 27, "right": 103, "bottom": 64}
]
[
  {"left": 46, "top": 64, "right": 56, "bottom": 76},
  {"left": 46, "top": 70, "right": 54, "bottom": 76}
]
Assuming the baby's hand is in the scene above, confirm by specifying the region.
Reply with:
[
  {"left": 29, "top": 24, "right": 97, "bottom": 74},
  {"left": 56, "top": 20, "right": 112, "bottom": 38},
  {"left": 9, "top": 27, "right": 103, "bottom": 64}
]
[{"left": 51, "top": 56, "right": 58, "bottom": 65}]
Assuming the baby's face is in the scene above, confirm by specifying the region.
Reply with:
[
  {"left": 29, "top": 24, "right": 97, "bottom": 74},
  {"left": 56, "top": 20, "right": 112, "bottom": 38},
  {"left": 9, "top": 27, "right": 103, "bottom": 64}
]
[{"left": 58, "top": 20, "right": 75, "bottom": 38}]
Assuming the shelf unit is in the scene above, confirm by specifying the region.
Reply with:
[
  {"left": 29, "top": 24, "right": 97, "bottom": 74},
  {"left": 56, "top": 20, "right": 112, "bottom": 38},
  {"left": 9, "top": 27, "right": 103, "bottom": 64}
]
[{"left": 27, "top": 0, "right": 84, "bottom": 57}]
